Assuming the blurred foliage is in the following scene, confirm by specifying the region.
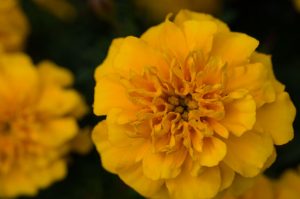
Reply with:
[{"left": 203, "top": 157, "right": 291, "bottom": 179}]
[{"left": 18, "top": 0, "right": 300, "bottom": 198}]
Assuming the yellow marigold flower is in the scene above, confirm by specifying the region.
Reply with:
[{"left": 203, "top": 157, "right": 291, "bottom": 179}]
[
  {"left": 0, "top": 54, "right": 87, "bottom": 198},
  {"left": 33, "top": 0, "right": 76, "bottom": 21},
  {"left": 92, "top": 10, "right": 296, "bottom": 199},
  {"left": 0, "top": 0, "right": 29, "bottom": 52},
  {"left": 134, "top": 0, "right": 221, "bottom": 22}
]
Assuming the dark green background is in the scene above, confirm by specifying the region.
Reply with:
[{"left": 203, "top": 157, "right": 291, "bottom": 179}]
[{"left": 19, "top": 0, "right": 300, "bottom": 198}]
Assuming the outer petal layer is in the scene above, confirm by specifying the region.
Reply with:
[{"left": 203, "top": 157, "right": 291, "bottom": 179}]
[
  {"left": 224, "top": 130, "right": 274, "bottom": 177},
  {"left": 256, "top": 92, "right": 296, "bottom": 145}
]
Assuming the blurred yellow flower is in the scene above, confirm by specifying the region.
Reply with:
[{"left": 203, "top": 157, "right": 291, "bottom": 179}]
[
  {"left": 0, "top": 0, "right": 29, "bottom": 52},
  {"left": 294, "top": 0, "right": 300, "bottom": 12},
  {"left": 275, "top": 168, "right": 300, "bottom": 199},
  {"left": 0, "top": 54, "right": 87, "bottom": 197},
  {"left": 33, "top": 0, "right": 76, "bottom": 21},
  {"left": 222, "top": 168, "right": 300, "bottom": 199},
  {"left": 134, "top": 0, "right": 221, "bottom": 22},
  {"left": 222, "top": 176, "right": 274, "bottom": 199},
  {"left": 93, "top": 10, "right": 296, "bottom": 199}
]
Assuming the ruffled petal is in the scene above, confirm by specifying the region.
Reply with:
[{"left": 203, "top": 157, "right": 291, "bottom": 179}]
[
  {"left": 197, "top": 137, "right": 227, "bottom": 167},
  {"left": 95, "top": 38, "right": 124, "bottom": 79},
  {"left": 211, "top": 32, "right": 259, "bottom": 66},
  {"left": 174, "top": 9, "right": 230, "bottom": 33},
  {"left": 93, "top": 75, "right": 139, "bottom": 116},
  {"left": 166, "top": 166, "right": 221, "bottom": 199},
  {"left": 118, "top": 164, "right": 164, "bottom": 198},
  {"left": 181, "top": 20, "right": 217, "bottom": 54},
  {"left": 224, "top": 130, "right": 274, "bottom": 177},
  {"left": 250, "top": 52, "right": 285, "bottom": 93},
  {"left": 113, "top": 36, "right": 169, "bottom": 77},
  {"left": 220, "top": 93, "right": 256, "bottom": 136},
  {"left": 141, "top": 20, "right": 188, "bottom": 64},
  {"left": 92, "top": 121, "right": 149, "bottom": 173},
  {"left": 226, "top": 63, "right": 276, "bottom": 107},
  {"left": 256, "top": 92, "right": 296, "bottom": 145},
  {"left": 37, "top": 61, "right": 74, "bottom": 86},
  {"left": 142, "top": 148, "right": 187, "bottom": 180}
]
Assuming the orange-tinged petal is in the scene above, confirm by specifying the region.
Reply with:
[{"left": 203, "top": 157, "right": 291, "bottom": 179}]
[
  {"left": 93, "top": 75, "right": 139, "bottom": 116},
  {"left": 211, "top": 32, "right": 259, "bottom": 66},
  {"left": 256, "top": 92, "right": 296, "bottom": 145},
  {"left": 119, "top": 164, "right": 164, "bottom": 197},
  {"left": 197, "top": 137, "right": 227, "bottom": 167},
  {"left": 142, "top": 148, "right": 187, "bottom": 180},
  {"left": 209, "top": 120, "right": 229, "bottom": 138},
  {"left": 174, "top": 9, "right": 230, "bottom": 33},
  {"left": 166, "top": 166, "right": 221, "bottom": 199},
  {"left": 221, "top": 93, "right": 256, "bottom": 137},
  {"left": 224, "top": 130, "right": 274, "bottom": 177}
]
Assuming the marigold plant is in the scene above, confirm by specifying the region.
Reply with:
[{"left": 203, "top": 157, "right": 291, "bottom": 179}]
[
  {"left": 93, "top": 10, "right": 296, "bottom": 199},
  {"left": 0, "top": 0, "right": 29, "bottom": 52},
  {"left": 0, "top": 53, "right": 87, "bottom": 197}
]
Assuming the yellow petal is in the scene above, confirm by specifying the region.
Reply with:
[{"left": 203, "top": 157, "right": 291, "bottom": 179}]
[
  {"left": 197, "top": 137, "right": 227, "bottom": 167},
  {"left": 141, "top": 20, "right": 188, "bottom": 64},
  {"left": 174, "top": 9, "right": 230, "bottom": 33},
  {"left": 250, "top": 52, "right": 285, "bottom": 93},
  {"left": 226, "top": 63, "right": 276, "bottom": 107},
  {"left": 181, "top": 20, "right": 217, "bottom": 54},
  {"left": 106, "top": 108, "right": 147, "bottom": 144},
  {"left": 209, "top": 120, "right": 229, "bottom": 138},
  {"left": 35, "top": 118, "right": 78, "bottom": 147},
  {"left": 113, "top": 36, "right": 169, "bottom": 78},
  {"left": 93, "top": 75, "right": 139, "bottom": 116},
  {"left": 37, "top": 87, "right": 86, "bottom": 117},
  {"left": 256, "top": 92, "right": 296, "bottom": 145},
  {"left": 277, "top": 170, "right": 300, "bottom": 198},
  {"left": 166, "top": 166, "right": 221, "bottom": 199},
  {"left": 118, "top": 164, "right": 164, "bottom": 198},
  {"left": 92, "top": 121, "right": 149, "bottom": 173},
  {"left": 221, "top": 93, "right": 256, "bottom": 136},
  {"left": 0, "top": 171, "right": 37, "bottom": 197},
  {"left": 28, "top": 160, "right": 67, "bottom": 189},
  {"left": 224, "top": 130, "right": 274, "bottom": 177},
  {"left": 95, "top": 38, "right": 124, "bottom": 79},
  {"left": 0, "top": 53, "right": 38, "bottom": 103},
  {"left": 219, "top": 163, "right": 235, "bottom": 191},
  {"left": 211, "top": 32, "right": 259, "bottom": 66},
  {"left": 37, "top": 61, "right": 74, "bottom": 86},
  {"left": 142, "top": 148, "right": 187, "bottom": 180}
]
